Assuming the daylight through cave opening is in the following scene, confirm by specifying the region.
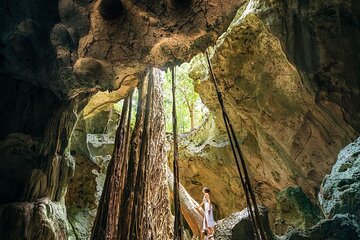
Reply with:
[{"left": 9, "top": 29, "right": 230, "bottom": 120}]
[
  {"left": 90, "top": 64, "right": 213, "bottom": 240},
  {"left": 1, "top": 0, "right": 360, "bottom": 239}
]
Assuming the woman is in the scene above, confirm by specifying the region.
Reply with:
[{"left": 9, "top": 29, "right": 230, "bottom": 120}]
[{"left": 196, "top": 187, "right": 215, "bottom": 238}]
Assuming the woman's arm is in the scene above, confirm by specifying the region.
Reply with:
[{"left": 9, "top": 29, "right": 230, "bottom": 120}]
[{"left": 196, "top": 200, "right": 204, "bottom": 209}]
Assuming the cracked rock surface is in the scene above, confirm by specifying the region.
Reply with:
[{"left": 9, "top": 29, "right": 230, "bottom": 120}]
[{"left": 189, "top": 0, "right": 359, "bottom": 219}]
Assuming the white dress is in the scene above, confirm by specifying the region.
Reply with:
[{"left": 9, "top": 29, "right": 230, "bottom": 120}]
[{"left": 202, "top": 195, "right": 215, "bottom": 230}]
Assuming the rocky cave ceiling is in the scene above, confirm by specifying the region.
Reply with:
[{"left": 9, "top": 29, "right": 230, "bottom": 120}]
[{"left": 0, "top": 0, "right": 246, "bottom": 204}]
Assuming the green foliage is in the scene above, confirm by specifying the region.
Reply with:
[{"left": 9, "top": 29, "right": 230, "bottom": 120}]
[
  {"left": 163, "top": 63, "right": 208, "bottom": 133},
  {"left": 113, "top": 89, "right": 139, "bottom": 129},
  {"left": 113, "top": 64, "right": 208, "bottom": 134}
]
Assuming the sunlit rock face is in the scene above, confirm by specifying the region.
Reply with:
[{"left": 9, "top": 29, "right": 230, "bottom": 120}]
[
  {"left": 189, "top": 0, "right": 359, "bottom": 218},
  {"left": 171, "top": 117, "right": 244, "bottom": 219},
  {"left": 256, "top": 0, "right": 360, "bottom": 131}
]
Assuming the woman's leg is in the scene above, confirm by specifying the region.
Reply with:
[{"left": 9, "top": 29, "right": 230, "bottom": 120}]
[{"left": 202, "top": 217, "right": 208, "bottom": 239}]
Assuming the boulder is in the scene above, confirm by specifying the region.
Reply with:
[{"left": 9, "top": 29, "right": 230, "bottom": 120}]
[
  {"left": 278, "top": 138, "right": 360, "bottom": 240},
  {"left": 283, "top": 214, "right": 360, "bottom": 240},
  {"left": 319, "top": 137, "right": 360, "bottom": 218},
  {"left": 215, "top": 206, "right": 274, "bottom": 240}
]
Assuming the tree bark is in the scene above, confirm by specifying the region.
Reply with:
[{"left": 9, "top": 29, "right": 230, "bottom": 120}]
[
  {"left": 92, "top": 68, "right": 173, "bottom": 240},
  {"left": 143, "top": 68, "right": 173, "bottom": 239},
  {"left": 118, "top": 76, "right": 148, "bottom": 240},
  {"left": 166, "top": 166, "right": 203, "bottom": 238},
  {"left": 91, "top": 93, "right": 132, "bottom": 240},
  {"left": 118, "top": 68, "right": 173, "bottom": 240}
]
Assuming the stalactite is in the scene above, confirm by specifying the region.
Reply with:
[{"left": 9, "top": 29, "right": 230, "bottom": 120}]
[{"left": 23, "top": 99, "right": 78, "bottom": 202}]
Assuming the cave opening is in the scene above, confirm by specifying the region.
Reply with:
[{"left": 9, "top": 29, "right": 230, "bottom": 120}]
[
  {"left": 67, "top": 51, "right": 269, "bottom": 240},
  {"left": 68, "top": 63, "right": 217, "bottom": 240},
  {"left": 1, "top": 0, "right": 360, "bottom": 239}
]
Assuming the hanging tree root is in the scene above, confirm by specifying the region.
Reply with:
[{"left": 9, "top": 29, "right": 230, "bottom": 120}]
[
  {"left": 171, "top": 67, "right": 184, "bottom": 240},
  {"left": 205, "top": 50, "right": 267, "bottom": 240}
]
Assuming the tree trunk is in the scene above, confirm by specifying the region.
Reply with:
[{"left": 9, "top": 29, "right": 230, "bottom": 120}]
[
  {"left": 118, "top": 68, "right": 173, "bottom": 240},
  {"left": 143, "top": 68, "right": 174, "bottom": 239},
  {"left": 92, "top": 68, "right": 173, "bottom": 240},
  {"left": 166, "top": 166, "right": 204, "bottom": 238},
  {"left": 91, "top": 93, "right": 132, "bottom": 240},
  {"left": 118, "top": 71, "right": 150, "bottom": 240}
]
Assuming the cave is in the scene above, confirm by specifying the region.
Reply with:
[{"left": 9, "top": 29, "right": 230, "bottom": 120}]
[{"left": 0, "top": 0, "right": 360, "bottom": 239}]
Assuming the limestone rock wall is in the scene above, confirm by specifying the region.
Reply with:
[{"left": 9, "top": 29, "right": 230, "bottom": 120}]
[
  {"left": 0, "top": 198, "right": 71, "bottom": 240},
  {"left": 257, "top": 0, "right": 360, "bottom": 131},
  {"left": 214, "top": 138, "right": 360, "bottom": 240},
  {"left": 65, "top": 108, "right": 119, "bottom": 240},
  {"left": 319, "top": 137, "right": 360, "bottom": 219},
  {"left": 274, "top": 186, "right": 321, "bottom": 235},
  {"left": 188, "top": 0, "right": 359, "bottom": 218},
  {"left": 170, "top": 116, "right": 244, "bottom": 219}
]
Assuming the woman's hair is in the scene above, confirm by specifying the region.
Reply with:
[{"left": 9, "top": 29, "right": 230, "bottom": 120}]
[{"left": 202, "top": 187, "right": 210, "bottom": 193}]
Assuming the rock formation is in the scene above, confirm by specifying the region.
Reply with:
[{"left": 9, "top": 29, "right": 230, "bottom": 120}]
[
  {"left": 283, "top": 214, "right": 360, "bottom": 240},
  {"left": 188, "top": 0, "right": 359, "bottom": 218},
  {"left": 0, "top": 0, "right": 359, "bottom": 239},
  {"left": 279, "top": 138, "right": 360, "bottom": 239},
  {"left": 66, "top": 104, "right": 119, "bottom": 239},
  {"left": 215, "top": 206, "right": 274, "bottom": 240},
  {"left": 170, "top": 116, "right": 245, "bottom": 219},
  {"left": 215, "top": 137, "right": 360, "bottom": 240},
  {"left": 319, "top": 137, "right": 360, "bottom": 219},
  {"left": 0, "top": 0, "right": 245, "bottom": 238},
  {"left": 279, "top": 137, "right": 360, "bottom": 239},
  {"left": 274, "top": 186, "right": 321, "bottom": 235}
]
